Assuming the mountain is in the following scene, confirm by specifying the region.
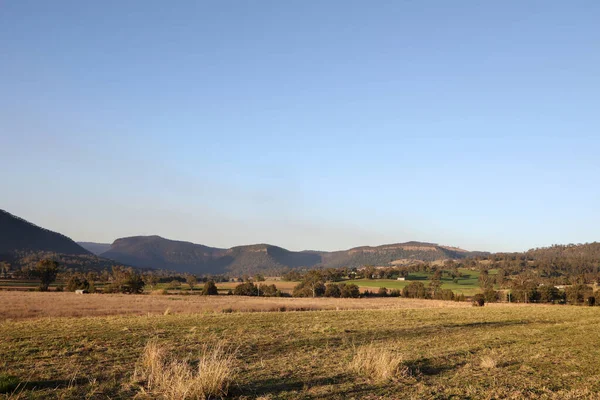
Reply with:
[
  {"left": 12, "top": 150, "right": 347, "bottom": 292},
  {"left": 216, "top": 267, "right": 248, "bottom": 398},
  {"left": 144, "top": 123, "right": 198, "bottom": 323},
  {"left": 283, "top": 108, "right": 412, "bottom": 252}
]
[
  {"left": 320, "top": 241, "right": 473, "bottom": 268},
  {"left": 0, "top": 209, "right": 91, "bottom": 255},
  {"left": 100, "top": 236, "right": 322, "bottom": 275},
  {"left": 0, "top": 210, "right": 128, "bottom": 272},
  {"left": 100, "top": 236, "right": 478, "bottom": 275},
  {"left": 77, "top": 242, "right": 112, "bottom": 255}
]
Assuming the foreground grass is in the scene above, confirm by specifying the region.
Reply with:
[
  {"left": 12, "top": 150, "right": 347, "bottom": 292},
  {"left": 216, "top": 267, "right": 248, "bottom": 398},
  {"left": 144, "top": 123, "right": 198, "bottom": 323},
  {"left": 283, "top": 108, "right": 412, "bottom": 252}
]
[{"left": 2, "top": 303, "right": 600, "bottom": 399}]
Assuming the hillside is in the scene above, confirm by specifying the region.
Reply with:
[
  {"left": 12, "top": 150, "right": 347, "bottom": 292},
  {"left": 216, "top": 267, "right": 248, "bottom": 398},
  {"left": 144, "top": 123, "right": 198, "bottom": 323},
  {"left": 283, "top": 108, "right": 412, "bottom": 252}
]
[
  {"left": 101, "top": 236, "right": 227, "bottom": 274},
  {"left": 77, "top": 242, "right": 111, "bottom": 255},
  {"left": 100, "top": 236, "right": 322, "bottom": 275},
  {"left": 100, "top": 236, "right": 477, "bottom": 275},
  {"left": 0, "top": 210, "right": 90, "bottom": 256},
  {"left": 320, "top": 241, "right": 472, "bottom": 268}
]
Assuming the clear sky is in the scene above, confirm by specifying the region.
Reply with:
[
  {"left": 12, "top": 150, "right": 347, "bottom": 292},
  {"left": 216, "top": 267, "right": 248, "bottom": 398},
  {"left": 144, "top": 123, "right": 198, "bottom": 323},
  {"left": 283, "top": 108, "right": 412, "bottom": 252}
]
[{"left": 1, "top": 1, "right": 599, "bottom": 252}]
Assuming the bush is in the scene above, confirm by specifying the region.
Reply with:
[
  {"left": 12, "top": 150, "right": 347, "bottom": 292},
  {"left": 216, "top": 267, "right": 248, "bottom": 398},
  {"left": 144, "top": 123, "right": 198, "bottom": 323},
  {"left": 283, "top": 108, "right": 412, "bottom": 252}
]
[
  {"left": 378, "top": 287, "right": 388, "bottom": 297},
  {"left": 202, "top": 281, "right": 219, "bottom": 296},
  {"left": 587, "top": 296, "right": 596, "bottom": 307},
  {"left": 483, "top": 288, "right": 498, "bottom": 303},
  {"left": 402, "top": 282, "right": 429, "bottom": 299},
  {"left": 389, "top": 289, "right": 401, "bottom": 297},
  {"left": 472, "top": 294, "right": 485, "bottom": 307},
  {"left": 324, "top": 283, "right": 341, "bottom": 298},
  {"left": 66, "top": 275, "right": 90, "bottom": 292},
  {"left": 233, "top": 282, "right": 258, "bottom": 296},
  {"left": 340, "top": 283, "right": 360, "bottom": 298}
]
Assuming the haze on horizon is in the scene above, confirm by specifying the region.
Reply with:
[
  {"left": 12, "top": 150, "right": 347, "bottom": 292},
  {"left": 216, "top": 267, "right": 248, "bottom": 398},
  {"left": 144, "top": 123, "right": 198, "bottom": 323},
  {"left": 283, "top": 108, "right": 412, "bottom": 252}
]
[{"left": 1, "top": 1, "right": 599, "bottom": 253}]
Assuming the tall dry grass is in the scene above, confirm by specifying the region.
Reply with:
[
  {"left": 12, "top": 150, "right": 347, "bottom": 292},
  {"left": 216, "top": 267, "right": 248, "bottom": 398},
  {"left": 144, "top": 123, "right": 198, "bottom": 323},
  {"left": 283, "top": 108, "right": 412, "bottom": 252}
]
[
  {"left": 135, "top": 339, "right": 237, "bottom": 399},
  {"left": 348, "top": 343, "right": 409, "bottom": 382},
  {"left": 0, "top": 291, "right": 476, "bottom": 320}
]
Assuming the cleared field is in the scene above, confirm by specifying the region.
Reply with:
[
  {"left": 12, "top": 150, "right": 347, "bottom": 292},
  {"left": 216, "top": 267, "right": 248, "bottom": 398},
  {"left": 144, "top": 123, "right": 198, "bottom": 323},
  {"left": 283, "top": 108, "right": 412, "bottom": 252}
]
[
  {"left": 0, "top": 291, "right": 469, "bottom": 320},
  {"left": 1, "top": 293, "right": 599, "bottom": 399}
]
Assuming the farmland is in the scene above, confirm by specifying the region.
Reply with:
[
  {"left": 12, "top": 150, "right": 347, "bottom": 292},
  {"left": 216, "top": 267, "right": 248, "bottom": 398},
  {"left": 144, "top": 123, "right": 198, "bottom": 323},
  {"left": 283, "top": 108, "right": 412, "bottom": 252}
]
[{"left": 2, "top": 292, "right": 600, "bottom": 399}]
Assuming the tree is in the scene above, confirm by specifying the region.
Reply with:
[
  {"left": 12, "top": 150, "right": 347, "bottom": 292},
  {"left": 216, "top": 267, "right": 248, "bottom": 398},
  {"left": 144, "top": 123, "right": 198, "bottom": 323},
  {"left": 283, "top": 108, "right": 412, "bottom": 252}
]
[
  {"left": 202, "top": 280, "right": 219, "bottom": 295},
  {"left": 186, "top": 275, "right": 198, "bottom": 292},
  {"left": 66, "top": 274, "right": 90, "bottom": 292},
  {"left": 143, "top": 273, "right": 159, "bottom": 291},
  {"left": 293, "top": 271, "right": 326, "bottom": 298},
  {"left": 402, "top": 282, "right": 428, "bottom": 299},
  {"left": 0, "top": 262, "right": 11, "bottom": 278},
  {"left": 565, "top": 284, "right": 592, "bottom": 305},
  {"left": 324, "top": 283, "right": 341, "bottom": 298},
  {"left": 35, "top": 259, "right": 59, "bottom": 291},
  {"left": 234, "top": 282, "right": 258, "bottom": 296},
  {"left": 340, "top": 283, "right": 360, "bottom": 298}
]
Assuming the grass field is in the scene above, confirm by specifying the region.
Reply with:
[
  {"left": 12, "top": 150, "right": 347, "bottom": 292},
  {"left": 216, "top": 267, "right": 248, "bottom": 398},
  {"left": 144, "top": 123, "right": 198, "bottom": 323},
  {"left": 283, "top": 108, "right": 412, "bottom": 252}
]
[
  {"left": 2, "top": 292, "right": 600, "bottom": 399},
  {"left": 349, "top": 268, "right": 493, "bottom": 296}
]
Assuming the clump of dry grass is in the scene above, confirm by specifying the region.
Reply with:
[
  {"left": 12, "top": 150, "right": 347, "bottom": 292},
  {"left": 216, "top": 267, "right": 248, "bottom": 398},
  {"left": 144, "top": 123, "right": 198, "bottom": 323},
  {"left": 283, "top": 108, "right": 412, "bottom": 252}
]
[
  {"left": 135, "top": 339, "right": 237, "bottom": 399},
  {"left": 479, "top": 352, "right": 498, "bottom": 369},
  {"left": 349, "top": 343, "right": 409, "bottom": 382}
]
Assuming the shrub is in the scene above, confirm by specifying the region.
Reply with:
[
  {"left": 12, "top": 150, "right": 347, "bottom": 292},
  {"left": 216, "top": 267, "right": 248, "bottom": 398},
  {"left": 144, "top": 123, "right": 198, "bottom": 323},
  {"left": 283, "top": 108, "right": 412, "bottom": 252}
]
[
  {"left": 402, "top": 282, "right": 429, "bottom": 299},
  {"left": 134, "top": 339, "right": 237, "bottom": 399},
  {"left": 389, "top": 289, "right": 401, "bottom": 297},
  {"left": 202, "top": 281, "right": 219, "bottom": 296},
  {"left": 66, "top": 275, "right": 90, "bottom": 292},
  {"left": 324, "top": 283, "right": 341, "bottom": 298},
  {"left": 349, "top": 344, "right": 408, "bottom": 382},
  {"left": 259, "top": 284, "right": 279, "bottom": 297},
  {"left": 234, "top": 282, "right": 258, "bottom": 296},
  {"left": 378, "top": 287, "right": 388, "bottom": 297},
  {"left": 483, "top": 288, "right": 498, "bottom": 303},
  {"left": 472, "top": 294, "right": 485, "bottom": 307},
  {"left": 340, "top": 283, "right": 360, "bottom": 298},
  {"left": 587, "top": 296, "right": 596, "bottom": 307}
]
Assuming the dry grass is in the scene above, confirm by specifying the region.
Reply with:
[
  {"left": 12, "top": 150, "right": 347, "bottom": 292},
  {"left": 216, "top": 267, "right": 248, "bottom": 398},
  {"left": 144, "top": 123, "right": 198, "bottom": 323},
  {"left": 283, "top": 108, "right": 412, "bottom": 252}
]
[
  {"left": 134, "top": 339, "right": 237, "bottom": 399},
  {"left": 349, "top": 343, "right": 409, "bottom": 382},
  {"left": 479, "top": 353, "right": 498, "bottom": 369},
  {"left": 0, "top": 291, "right": 477, "bottom": 320}
]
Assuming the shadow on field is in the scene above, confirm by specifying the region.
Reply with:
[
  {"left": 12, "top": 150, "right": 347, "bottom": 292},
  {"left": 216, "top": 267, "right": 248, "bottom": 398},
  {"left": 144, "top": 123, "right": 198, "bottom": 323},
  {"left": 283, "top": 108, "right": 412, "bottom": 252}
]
[
  {"left": 232, "top": 373, "right": 374, "bottom": 398},
  {"left": 20, "top": 377, "right": 88, "bottom": 391}
]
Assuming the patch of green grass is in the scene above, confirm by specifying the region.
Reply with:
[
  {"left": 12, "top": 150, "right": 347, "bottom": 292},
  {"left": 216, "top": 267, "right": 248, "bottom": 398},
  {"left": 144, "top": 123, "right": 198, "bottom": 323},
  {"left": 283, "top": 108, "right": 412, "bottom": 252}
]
[{"left": 0, "top": 374, "right": 20, "bottom": 394}]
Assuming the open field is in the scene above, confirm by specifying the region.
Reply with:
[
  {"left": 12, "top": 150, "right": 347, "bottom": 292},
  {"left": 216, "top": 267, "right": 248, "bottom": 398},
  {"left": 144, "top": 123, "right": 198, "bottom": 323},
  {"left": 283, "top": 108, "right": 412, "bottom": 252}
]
[
  {"left": 2, "top": 293, "right": 600, "bottom": 399},
  {"left": 0, "top": 292, "right": 470, "bottom": 321}
]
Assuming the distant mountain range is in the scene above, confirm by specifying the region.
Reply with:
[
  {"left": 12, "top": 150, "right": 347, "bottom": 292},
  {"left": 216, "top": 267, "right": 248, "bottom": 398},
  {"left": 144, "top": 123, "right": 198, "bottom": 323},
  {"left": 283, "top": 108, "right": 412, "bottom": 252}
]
[
  {"left": 80, "top": 236, "right": 481, "bottom": 275},
  {"left": 1, "top": 208, "right": 484, "bottom": 275}
]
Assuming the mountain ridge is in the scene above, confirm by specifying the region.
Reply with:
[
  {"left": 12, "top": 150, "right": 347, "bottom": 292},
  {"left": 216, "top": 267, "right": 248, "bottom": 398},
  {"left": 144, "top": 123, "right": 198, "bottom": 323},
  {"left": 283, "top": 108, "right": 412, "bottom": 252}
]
[{"left": 98, "top": 235, "right": 482, "bottom": 275}]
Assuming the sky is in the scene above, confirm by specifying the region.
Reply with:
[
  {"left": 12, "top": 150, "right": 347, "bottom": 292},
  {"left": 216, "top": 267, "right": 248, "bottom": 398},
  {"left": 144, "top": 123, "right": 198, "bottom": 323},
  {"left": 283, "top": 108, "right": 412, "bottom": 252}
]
[{"left": 1, "top": 1, "right": 599, "bottom": 252}]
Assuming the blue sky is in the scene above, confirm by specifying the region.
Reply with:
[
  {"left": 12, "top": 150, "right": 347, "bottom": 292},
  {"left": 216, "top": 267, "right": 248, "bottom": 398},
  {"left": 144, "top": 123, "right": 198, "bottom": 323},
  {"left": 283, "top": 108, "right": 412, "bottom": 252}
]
[{"left": 1, "top": 1, "right": 599, "bottom": 252}]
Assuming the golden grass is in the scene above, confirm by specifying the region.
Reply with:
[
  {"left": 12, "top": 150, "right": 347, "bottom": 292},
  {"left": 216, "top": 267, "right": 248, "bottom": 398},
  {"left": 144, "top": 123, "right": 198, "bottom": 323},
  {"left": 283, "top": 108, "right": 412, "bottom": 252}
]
[
  {"left": 349, "top": 343, "right": 409, "bottom": 382},
  {"left": 135, "top": 339, "right": 237, "bottom": 399},
  {"left": 0, "top": 291, "right": 479, "bottom": 320},
  {"left": 479, "top": 353, "right": 498, "bottom": 369}
]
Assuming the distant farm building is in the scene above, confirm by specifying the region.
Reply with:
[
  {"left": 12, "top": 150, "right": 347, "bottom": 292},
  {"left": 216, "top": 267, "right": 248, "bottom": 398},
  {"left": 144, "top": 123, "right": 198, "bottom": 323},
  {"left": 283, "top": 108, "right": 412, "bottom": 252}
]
[{"left": 397, "top": 277, "right": 406, "bottom": 281}]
